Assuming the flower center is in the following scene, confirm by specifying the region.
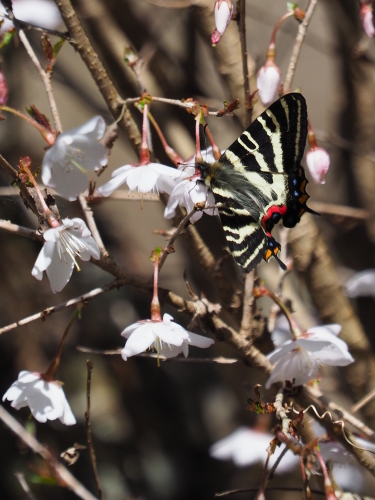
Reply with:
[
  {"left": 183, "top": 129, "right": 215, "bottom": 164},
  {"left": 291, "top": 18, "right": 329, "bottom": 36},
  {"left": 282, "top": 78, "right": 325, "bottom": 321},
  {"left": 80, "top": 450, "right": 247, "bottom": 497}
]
[
  {"left": 57, "top": 229, "right": 89, "bottom": 271},
  {"left": 62, "top": 144, "right": 87, "bottom": 174}
]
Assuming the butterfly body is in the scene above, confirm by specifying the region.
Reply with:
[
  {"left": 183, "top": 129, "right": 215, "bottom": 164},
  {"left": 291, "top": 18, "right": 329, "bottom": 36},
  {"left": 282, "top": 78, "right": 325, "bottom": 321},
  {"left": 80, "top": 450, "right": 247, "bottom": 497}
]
[{"left": 197, "top": 93, "right": 315, "bottom": 272}]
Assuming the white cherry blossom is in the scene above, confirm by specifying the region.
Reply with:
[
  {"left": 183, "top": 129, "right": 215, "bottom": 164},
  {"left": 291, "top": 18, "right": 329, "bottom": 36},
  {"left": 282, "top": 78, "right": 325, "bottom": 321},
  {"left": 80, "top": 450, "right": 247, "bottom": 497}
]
[
  {"left": 42, "top": 116, "right": 107, "bottom": 201},
  {"left": 345, "top": 269, "right": 375, "bottom": 298},
  {"left": 3, "top": 371, "right": 76, "bottom": 425},
  {"left": 121, "top": 313, "right": 214, "bottom": 360},
  {"left": 164, "top": 167, "right": 218, "bottom": 223},
  {"left": 32, "top": 217, "right": 100, "bottom": 293},
  {"left": 0, "top": 0, "right": 62, "bottom": 32},
  {"left": 210, "top": 427, "right": 299, "bottom": 473},
  {"left": 97, "top": 162, "right": 181, "bottom": 197},
  {"left": 265, "top": 324, "right": 354, "bottom": 389}
]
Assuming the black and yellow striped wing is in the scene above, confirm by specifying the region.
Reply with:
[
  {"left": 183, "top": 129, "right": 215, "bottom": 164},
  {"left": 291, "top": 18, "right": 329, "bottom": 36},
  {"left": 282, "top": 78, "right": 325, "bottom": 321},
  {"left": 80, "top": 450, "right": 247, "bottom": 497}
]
[{"left": 198, "top": 93, "right": 313, "bottom": 273}]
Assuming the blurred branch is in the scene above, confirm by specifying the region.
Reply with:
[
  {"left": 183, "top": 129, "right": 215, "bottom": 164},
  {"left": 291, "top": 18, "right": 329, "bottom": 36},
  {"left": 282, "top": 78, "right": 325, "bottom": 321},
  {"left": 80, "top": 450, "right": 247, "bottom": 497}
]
[
  {"left": 85, "top": 361, "right": 103, "bottom": 500},
  {"left": 14, "top": 472, "right": 37, "bottom": 500},
  {"left": 238, "top": 0, "right": 251, "bottom": 126},
  {"left": 54, "top": 0, "right": 142, "bottom": 155},
  {"left": 77, "top": 347, "right": 238, "bottom": 363},
  {"left": 0, "top": 405, "right": 99, "bottom": 500},
  {"left": 0, "top": 219, "right": 43, "bottom": 241},
  {"left": 239, "top": 271, "right": 254, "bottom": 338},
  {"left": 215, "top": 486, "right": 326, "bottom": 497},
  {"left": 289, "top": 215, "right": 375, "bottom": 421},
  {"left": 284, "top": 0, "right": 319, "bottom": 92}
]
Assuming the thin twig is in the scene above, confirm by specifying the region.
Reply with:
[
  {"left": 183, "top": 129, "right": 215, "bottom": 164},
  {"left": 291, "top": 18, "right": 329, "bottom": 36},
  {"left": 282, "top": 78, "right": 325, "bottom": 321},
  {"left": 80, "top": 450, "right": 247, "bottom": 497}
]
[
  {"left": 239, "top": 271, "right": 254, "bottom": 338},
  {"left": 0, "top": 282, "right": 123, "bottom": 335},
  {"left": 266, "top": 446, "right": 289, "bottom": 481},
  {"left": 351, "top": 388, "right": 375, "bottom": 414},
  {"left": 214, "top": 486, "right": 325, "bottom": 497},
  {"left": 0, "top": 405, "right": 98, "bottom": 500},
  {"left": 17, "top": 30, "right": 62, "bottom": 133},
  {"left": 308, "top": 201, "right": 368, "bottom": 220},
  {"left": 14, "top": 472, "right": 37, "bottom": 500},
  {"left": 238, "top": 0, "right": 251, "bottom": 126},
  {"left": 78, "top": 194, "right": 109, "bottom": 258},
  {"left": 85, "top": 361, "right": 103, "bottom": 500},
  {"left": 284, "top": 0, "right": 319, "bottom": 92},
  {"left": 0, "top": 219, "right": 43, "bottom": 241},
  {"left": 158, "top": 207, "right": 197, "bottom": 272},
  {"left": 77, "top": 347, "right": 238, "bottom": 363},
  {"left": 0, "top": 153, "right": 18, "bottom": 178}
]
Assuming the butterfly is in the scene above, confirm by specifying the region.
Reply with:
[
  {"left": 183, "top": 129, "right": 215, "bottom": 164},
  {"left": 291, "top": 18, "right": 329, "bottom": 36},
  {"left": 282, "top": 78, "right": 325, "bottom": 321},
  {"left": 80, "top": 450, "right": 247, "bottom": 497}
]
[{"left": 197, "top": 93, "right": 316, "bottom": 272}]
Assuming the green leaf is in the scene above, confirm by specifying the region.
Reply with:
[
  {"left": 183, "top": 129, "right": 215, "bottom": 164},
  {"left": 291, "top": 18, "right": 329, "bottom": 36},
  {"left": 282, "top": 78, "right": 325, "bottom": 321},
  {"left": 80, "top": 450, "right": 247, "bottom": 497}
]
[{"left": 53, "top": 38, "right": 65, "bottom": 59}]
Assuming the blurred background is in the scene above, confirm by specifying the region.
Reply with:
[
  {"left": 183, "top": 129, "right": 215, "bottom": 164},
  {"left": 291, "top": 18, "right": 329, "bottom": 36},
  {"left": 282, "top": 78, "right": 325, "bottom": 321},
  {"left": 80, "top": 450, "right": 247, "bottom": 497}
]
[{"left": 1, "top": 0, "right": 375, "bottom": 498}]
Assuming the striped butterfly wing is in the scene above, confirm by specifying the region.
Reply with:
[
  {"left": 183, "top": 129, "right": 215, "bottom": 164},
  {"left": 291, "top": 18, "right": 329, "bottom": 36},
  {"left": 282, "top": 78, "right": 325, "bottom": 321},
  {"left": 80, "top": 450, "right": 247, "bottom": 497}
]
[{"left": 211, "top": 93, "right": 309, "bottom": 272}]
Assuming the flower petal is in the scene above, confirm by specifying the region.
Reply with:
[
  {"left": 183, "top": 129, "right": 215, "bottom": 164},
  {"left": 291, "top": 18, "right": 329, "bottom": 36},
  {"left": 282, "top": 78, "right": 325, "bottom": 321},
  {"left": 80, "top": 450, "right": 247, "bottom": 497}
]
[
  {"left": 121, "top": 324, "right": 156, "bottom": 360},
  {"left": 45, "top": 244, "right": 75, "bottom": 293}
]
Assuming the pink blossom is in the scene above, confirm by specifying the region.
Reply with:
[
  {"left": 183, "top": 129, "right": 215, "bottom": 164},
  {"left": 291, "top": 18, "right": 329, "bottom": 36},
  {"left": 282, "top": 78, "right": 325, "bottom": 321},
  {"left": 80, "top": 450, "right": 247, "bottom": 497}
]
[
  {"left": 0, "top": 67, "right": 8, "bottom": 105},
  {"left": 306, "top": 147, "right": 330, "bottom": 185},
  {"left": 256, "top": 63, "right": 281, "bottom": 107},
  {"left": 360, "top": 4, "right": 375, "bottom": 38},
  {"left": 211, "top": 0, "right": 233, "bottom": 45}
]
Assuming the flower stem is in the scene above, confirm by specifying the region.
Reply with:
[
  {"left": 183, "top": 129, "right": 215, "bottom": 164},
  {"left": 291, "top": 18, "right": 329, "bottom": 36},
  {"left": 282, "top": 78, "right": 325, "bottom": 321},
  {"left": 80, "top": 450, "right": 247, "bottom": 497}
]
[
  {"left": 148, "top": 111, "right": 184, "bottom": 167},
  {"left": 151, "top": 250, "right": 162, "bottom": 321},
  {"left": 202, "top": 122, "right": 221, "bottom": 161},
  {"left": 194, "top": 112, "right": 203, "bottom": 172},
  {"left": 315, "top": 449, "right": 338, "bottom": 500},
  {"left": 269, "top": 11, "right": 295, "bottom": 48},
  {"left": 0, "top": 105, "right": 55, "bottom": 144},
  {"left": 20, "top": 160, "right": 60, "bottom": 228},
  {"left": 42, "top": 308, "right": 80, "bottom": 382},
  {"left": 308, "top": 122, "right": 318, "bottom": 149},
  {"left": 255, "top": 286, "right": 300, "bottom": 338},
  {"left": 140, "top": 103, "right": 150, "bottom": 164}
]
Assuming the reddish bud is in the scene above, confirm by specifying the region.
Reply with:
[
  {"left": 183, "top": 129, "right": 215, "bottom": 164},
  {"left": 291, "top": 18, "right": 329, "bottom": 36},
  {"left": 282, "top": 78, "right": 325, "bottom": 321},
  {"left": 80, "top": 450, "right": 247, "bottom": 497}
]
[
  {"left": 0, "top": 67, "right": 8, "bottom": 105},
  {"left": 25, "top": 104, "right": 56, "bottom": 145},
  {"left": 41, "top": 34, "right": 54, "bottom": 71},
  {"left": 360, "top": 3, "right": 375, "bottom": 38}
]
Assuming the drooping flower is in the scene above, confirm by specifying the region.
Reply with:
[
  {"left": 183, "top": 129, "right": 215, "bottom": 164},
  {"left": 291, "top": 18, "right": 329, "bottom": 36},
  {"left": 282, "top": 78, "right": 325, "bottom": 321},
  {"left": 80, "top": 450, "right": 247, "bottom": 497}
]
[
  {"left": 265, "top": 324, "right": 354, "bottom": 389},
  {"left": 306, "top": 124, "right": 330, "bottom": 185},
  {"left": 360, "top": 3, "right": 375, "bottom": 38},
  {"left": 211, "top": 0, "right": 233, "bottom": 45},
  {"left": 3, "top": 371, "right": 76, "bottom": 425},
  {"left": 0, "top": 0, "right": 62, "bottom": 32},
  {"left": 256, "top": 63, "right": 281, "bottom": 107},
  {"left": 164, "top": 166, "right": 218, "bottom": 223},
  {"left": 121, "top": 313, "right": 214, "bottom": 360},
  {"left": 41, "top": 116, "right": 107, "bottom": 201},
  {"left": 210, "top": 427, "right": 299, "bottom": 472},
  {"left": 32, "top": 217, "right": 100, "bottom": 293},
  {"left": 345, "top": 269, "right": 375, "bottom": 298},
  {"left": 306, "top": 147, "right": 330, "bottom": 185},
  {"left": 97, "top": 162, "right": 182, "bottom": 198}
]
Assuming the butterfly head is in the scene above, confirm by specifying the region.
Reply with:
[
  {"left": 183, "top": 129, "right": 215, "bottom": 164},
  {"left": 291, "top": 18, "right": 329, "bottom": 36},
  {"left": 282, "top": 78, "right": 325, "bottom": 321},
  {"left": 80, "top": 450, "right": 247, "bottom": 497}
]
[{"left": 195, "top": 161, "right": 223, "bottom": 187}]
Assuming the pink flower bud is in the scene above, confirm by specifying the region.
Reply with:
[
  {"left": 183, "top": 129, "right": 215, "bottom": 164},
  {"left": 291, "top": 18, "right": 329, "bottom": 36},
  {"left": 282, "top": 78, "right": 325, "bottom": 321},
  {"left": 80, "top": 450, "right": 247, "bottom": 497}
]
[
  {"left": 306, "top": 147, "right": 330, "bottom": 185},
  {"left": 211, "top": 0, "right": 233, "bottom": 45},
  {"left": 256, "top": 63, "right": 281, "bottom": 107},
  {"left": 360, "top": 4, "right": 375, "bottom": 38},
  {"left": 0, "top": 67, "right": 8, "bottom": 105}
]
